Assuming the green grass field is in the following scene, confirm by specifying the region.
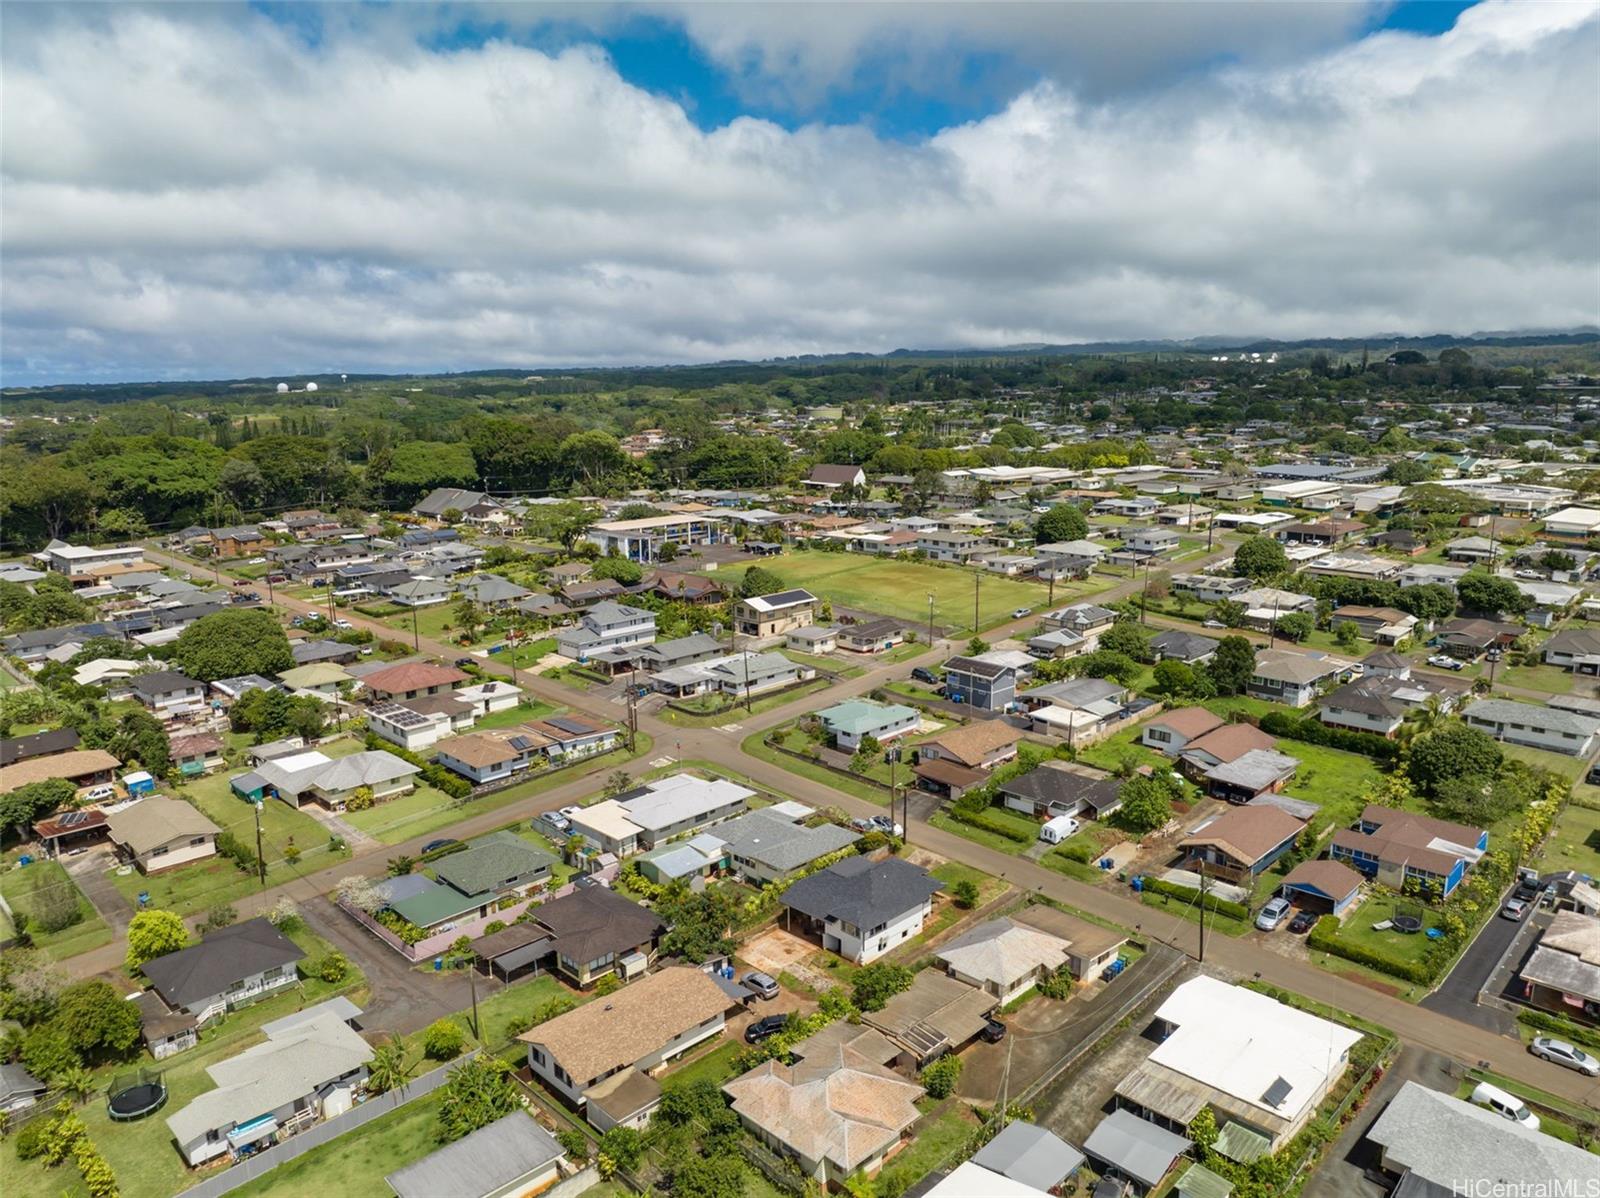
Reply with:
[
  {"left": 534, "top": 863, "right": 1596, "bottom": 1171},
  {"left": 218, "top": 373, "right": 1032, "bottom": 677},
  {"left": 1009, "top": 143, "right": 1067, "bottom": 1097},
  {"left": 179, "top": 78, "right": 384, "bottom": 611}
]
[
  {"left": 1538, "top": 803, "right": 1600, "bottom": 876},
  {"left": 0, "top": 859, "right": 112, "bottom": 959},
  {"left": 754, "top": 552, "right": 1099, "bottom": 633}
]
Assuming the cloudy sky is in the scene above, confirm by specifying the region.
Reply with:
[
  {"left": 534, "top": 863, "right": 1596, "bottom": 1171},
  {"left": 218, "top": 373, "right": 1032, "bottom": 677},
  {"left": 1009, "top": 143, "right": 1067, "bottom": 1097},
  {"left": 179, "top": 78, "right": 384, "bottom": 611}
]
[{"left": 2, "top": 1, "right": 1597, "bottom": 384}]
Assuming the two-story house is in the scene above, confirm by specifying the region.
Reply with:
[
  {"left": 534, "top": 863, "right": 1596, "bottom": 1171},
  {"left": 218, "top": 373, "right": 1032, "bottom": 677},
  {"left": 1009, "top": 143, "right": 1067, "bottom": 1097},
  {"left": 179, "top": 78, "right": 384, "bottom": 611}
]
[
  {"left": 1330, "top": 805, "right": 1487, "bottom": 898},
  {"left": 555, "top": 601, "right": 658, "bottom": 661},
  {"left": 129, "top": 671, "right": 207, "bottom": 719},
  {"left": 1247, "top": 649, "right": 1354, "bottom": 708},
  {"left": 780, "top": 856, "right": 943, "bottom": 964},
  {"left": 733, "top": 589, "right": 819, "bottom": 639},
  {"left": 940, "top": 655, "right": 1018, "bottom": 712}
]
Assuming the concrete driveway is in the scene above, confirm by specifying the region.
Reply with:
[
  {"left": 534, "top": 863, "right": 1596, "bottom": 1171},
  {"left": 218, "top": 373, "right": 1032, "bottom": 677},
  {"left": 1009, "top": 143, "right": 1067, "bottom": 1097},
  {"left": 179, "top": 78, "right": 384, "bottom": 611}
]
[{"left": 1420, "top": 879, "right": 1521, "bottom": 1033}]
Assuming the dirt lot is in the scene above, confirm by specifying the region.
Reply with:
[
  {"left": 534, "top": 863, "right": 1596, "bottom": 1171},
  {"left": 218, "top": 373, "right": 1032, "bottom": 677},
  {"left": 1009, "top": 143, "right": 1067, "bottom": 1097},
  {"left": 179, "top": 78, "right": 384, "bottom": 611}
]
[{"left": 739, "top": 926, "right": 838, "bottom": 993}]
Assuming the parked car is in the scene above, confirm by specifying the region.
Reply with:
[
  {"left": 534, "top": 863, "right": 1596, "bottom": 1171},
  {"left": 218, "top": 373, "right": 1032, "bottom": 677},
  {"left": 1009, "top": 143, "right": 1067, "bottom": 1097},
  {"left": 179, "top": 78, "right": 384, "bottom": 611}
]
[
  {"left": 1529, "top": 1036, "right": 1600, "bottom": 1076},
  {"left": 232, "top": 578, "right": 251, "bottom": 587},
  {"left": 869, "top": 814, "right": 903, "bottom": 837},
  {"left": 422, "top": 838, "right": 461, "bottom": 855},
  {"left": 979, "top": 1019, "right": 1007, "bottom": 1043},
  {"left": 1426, "top": 654, "right": 1466, "bottom": 671},
  {"left": 311, "top": 578, "right": 328, "bottom": 587},
  {"left": 1011, "top": 607, "right": 1032, "bottom": 619},
  {"left": 1469, "top": 1081, "right": 1540, "bottom": 1129},
  {"left": 742, "top": 971, "right": 780, "bottom": 1001},
  {"left": 82, "top": 784, "right": 115, "bottom": 803},
  {"left": 850, "top": 817, "right": 876, "bottom": 833},
  {"left": 1513, "top": 873, "right": 1542, "bottom": 902},
  {"left": 539, "top": 811, "right": 571, "bottom": 835},
  {"left": 1288, "top": 910, "right": 1319, "bottom": 935},
  {"left": 1202, "top": 619, "right": 1226, "bottom": 629},
  {"left": 911, "top": 666, "right": 939, "bottom": 685},
  {"left": 454, "top": 657, "right": 476, "bottom": 669},
  {"left": 744, "top": 1013, "right": 789, "bottom": 1044},
  {"left": 247, "top": 557, "right": 267, "bottom": 565},
  {"left": 1255, "top": 897, "right": 1292, "bottom": 931},
  {"left": 559, "top": 806, "right": 583, "bottom": 820},
  {"left": 333, "top": 618, "right": 353, "bottom": 629},
  {"left": 1500, "top": 897, "right": 1530, "bottom": 922}
]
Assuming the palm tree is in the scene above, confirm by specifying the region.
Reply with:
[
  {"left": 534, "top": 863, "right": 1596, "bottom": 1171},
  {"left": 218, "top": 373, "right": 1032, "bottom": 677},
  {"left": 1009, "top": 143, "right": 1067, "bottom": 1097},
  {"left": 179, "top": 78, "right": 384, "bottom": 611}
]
[
  {"left": 367, "top": 1040, "right": 413, "bottom": 1095},
  {"left": 54, "top": 1065, "right": 94, "bottom": 1104},
  {"left": 1397, "top": 694, "right": 1448, "bottom": 754}
]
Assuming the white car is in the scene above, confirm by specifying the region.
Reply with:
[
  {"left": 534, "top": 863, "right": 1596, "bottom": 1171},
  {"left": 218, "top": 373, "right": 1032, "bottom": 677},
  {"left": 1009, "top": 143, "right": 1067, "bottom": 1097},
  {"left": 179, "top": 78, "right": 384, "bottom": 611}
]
[
  {"left": 1255, "top": 897, "right": 1292, "bottom": 931},
  {"left": 247, "top": 556, "right": 267, "bottom": 565},
  {"left": 1426, "top": 654, "right": 1466, "bottom": 671},
  {"left": 1012, "top": 607, "right": 1032, "bottom": 619},
  {"left": 82, "top": 784, "right": 116, "bottom": 803},
  {"left": 559, "top": 805, "right": 583, "bottom": 820},
  {"left": 333, "top": 619, "right": 353, "bottom": 630}
]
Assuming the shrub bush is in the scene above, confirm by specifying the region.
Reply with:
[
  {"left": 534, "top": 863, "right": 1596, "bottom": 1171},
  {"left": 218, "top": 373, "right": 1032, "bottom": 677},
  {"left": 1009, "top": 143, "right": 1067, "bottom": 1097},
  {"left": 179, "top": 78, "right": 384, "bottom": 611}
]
[
  {"left": 949, "top": 807, "right": 1033, "bottom": 844},
  {"left": 1058, "top": 839, "right": 1097, "bottom": 864},
  {"left": 1137, "top": 876, "right": 1250, "bottom": 923},
  {"left": 423, "top": 1018, "right": 466, "bottom": 1061},
  {"left": 14, "top": 1119, "right": 51, "bottom": 1161},
  {"left": 1517, "top": 1008, "right": 1600, "bottom": 1051},
  {"left": 920, "top": 1054, "right": 963, "bottom": 1099},
  {"left": 1257, "top": 712, "right": 1399, "bottom": 762}
]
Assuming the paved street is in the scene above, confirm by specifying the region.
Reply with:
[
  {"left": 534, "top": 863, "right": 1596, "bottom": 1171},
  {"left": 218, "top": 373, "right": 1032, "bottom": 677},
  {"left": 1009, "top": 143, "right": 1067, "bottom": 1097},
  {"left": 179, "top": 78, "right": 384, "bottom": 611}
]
[
  {"left": 117, "top": 546, "right": 1600, "bottom": 1109},
  {"left": 1420, "top": 888, "right": 1523, "bottom": 1033}
]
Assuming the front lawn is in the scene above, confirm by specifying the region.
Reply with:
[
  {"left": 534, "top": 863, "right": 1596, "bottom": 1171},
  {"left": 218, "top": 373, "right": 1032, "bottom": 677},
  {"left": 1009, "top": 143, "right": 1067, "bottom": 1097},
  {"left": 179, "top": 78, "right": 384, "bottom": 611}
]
[
  {"left": 742, "top": 730, "right": 890, "bottom": 806},
  {"left": 873, "top": 1107, "right": 978, "bottom": 1196},
  {"left": 662, "top": 1039, "right": 744, "bottom": 1089},
  {"left": 656, "top": 679, "right": 833, "bottom": 727},
  {"left": 1498, "top": 662, "right": 1577, "bottom": 695},
  {"left": 1536, "top": 802, "right": 1600, "bottom": 876},
  {"left": 471, "top": 699, "right": 558, "bottom": 730},
  {"left": 0, "top": 859, "right": 111, "bottom": 959},
  {"left": 779, "top": 648, "right": 866, "bottom": 679}
]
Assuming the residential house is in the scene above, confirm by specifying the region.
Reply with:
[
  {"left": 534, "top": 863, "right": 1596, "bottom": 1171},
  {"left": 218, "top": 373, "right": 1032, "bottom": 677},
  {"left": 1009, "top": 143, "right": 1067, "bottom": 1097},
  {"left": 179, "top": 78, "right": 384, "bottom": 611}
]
[
  {"left": 389, "top": 577, "right": 453, "bottom": 607},
  {"left": 360, "top": 661, "right": 468, "bottom": 702},
  {"left": 916, "top": 529, "right": 990, "bottom": 562},
  {"left": 1517, "top": 910, "right": 1600, "bottom": 1023},
  {"left": 585, "top": 513, "right": 723, "bottom": 562},
  {"left": 365, "top": 700, "right": 462, "bottom": 753},
  {"left": 786, "top": 625, "right": 839, "bottom": 654},
  {"left": 860, "top": 969, "right": 999, "bottom": 1068},
  {"left": 635, "top": 632, "right": 725, "bottom": 673},
  {"left": 1119, "top": 526, "right": 1180, "bottom": 555},
  {"left": 1276, "top": 859, "right": 1364, "bottom": 916},
  {"left": 386, "top": 1113, "right": 567, "bottom": 1198},
  {"left": 806, "top": 464, "right": 867, "bottom": 489},
  {"left": 1139, "top": 708, "right": 1225, "bottom": 756},
  {"left": 165, "top": 1009, "right": 373, "bottom": 1166},
  {"left": 141, "top": 918, "right": 305, "bottom": 1025},
  {"left": 1329, "top": 804, "right": 1487, "bottom": 898},
  {"left": 780, "top": 856, "right": 942, "bottom": 964},
  {"left": 290, "top": 639, "right": 360, "bottom": 667},
  {"left": 637, "top": 570, "right": 725, "bottom": 605},
  {"left": 714, "top": 810, "right": 858, "bottom": 886},
  {"left": 636, "top": 834, "right": 727, "bottom": 890},
  {"left": 1033, "top": 540, "right": 1104, "bottom": 578},
  {"left": 572, "top": 774, "right": 753, "bottom": 855},
  {"left": 1247, "top": 649, "right": 1354, "bottom": 708},
  {"left": 520, "top": 967, "right": 733, "bottom": 1113},
  {"left": 1157, "top": 504, "right": 1213, "bottom": 529},
  {"left": 1114, "top": 976, "right": 1359, "bottom": 1152},
  {"left": 1463, "top": 698, "right": 1600, "bottom": 757},
  {"left": 999, "top": 762, "right": 1124, "bottom": 823},
  {"left": 230, "top": 749, "right": 419, "bottom": 810},
  {"left": 968, "top": 1124, "right": 1085, "bottom": 1195},
  {"left": 1176, "top": 723, "right": 1278, "bottom": 779},
  {"left": 0, "top": 747, "right": 120, "bottom": 796},
  {"left": 525, "top": 714, "right": 619, "bottom": 763},
  {"left": 523, "top": 885, "right": 667, "bottom": 988},
  {"left": 1236, "top": 587, "right": 1316, "bottom": 632},
  {"left": 722, "top": 1026, "right": 922, "bottom": 1188},
  {"left": 919, "top": 721, "right": 1022, "bottom": 771},
  {"left": 35, "top": 540, "right": 145, "bottom": 584},
  {"left": 413, "top": 488, "right": 497, "bottom": 519},
  {"left": 455, "top": 573, "right": 531, "bottom": 610},
  {"left": 1013, "top": 904, "right": 1130, "bottom": 983},
  {"left": 208, "top": 525, "right": 267, "bottom": 558},
  {"left": 1026, "top": 628, "right": 1087, "bottom": 659},
  {"left": 1277, "top": 519, "right": 1365, "bottom": 547},
  {"left": 1202, "top": 748, "right": 1300, "bottom": 803},
  {"left": 1364, "top": 1082, "right": 1599, "bottom": 1197},
  {"left": 1041, "top": 603, "right": 1117, "bottom": 643},
  {"left": 278, "top": 662, "right": 352, "bottom": 696},
  {"left": 734, "top": 589, "right": 819, "bottom": 639},
  {"left": 1542, "top": 627, "right": 1600, "bottom": 674},
  {"left": 434, "top": 730, "right": 548, "bottom": 785},
  {"left": 377, "top": 833, "right": 557, "bottom": 935},
  {"left": 818, "top": 699, "right": 919, "bottom": 752},
  {"left": 837, "top": 618, "right": 905, "bottom": 654},
  {"left": 936, "top": 917, "right": 1072, "bottom": 1005},
  {"left": 1178, "top": 805, "right": 1305, "bottom": 882},
  {"left": 1368, "top": 529, "right": 1426, "bottom": 556},
  {"left": 1433, "top": 617, "right": 1522, "bottom": 660},
  {"left": 1171, "top": 574, "right": 1251, "bottom": 604},
  {"left": 1397, "top": 562, "right": 1468, "bottom": 589},
  {"left": 0, "top": 727, "right": 80, "bottom": 767},
  {"left": 129, "top": 670, "right": 206, "bottom": 719},
  {"left": 0, "top": 1065, "right": 47, "bottom": 1115},
  {"left": 1148, "top": 630, "right": 1218, "bottom": 664},
  {"left": 1328, "top": 606, "right": 1419, "bottom": 645},
  {"left": 559, "top": 578, "right": 627, "bottom": 607},
  {"left": 555, "top": 601, "right": 657, "bottom": 661},
  {"left": 106, "top": 797, "right": 221, "bottom": 874},
  {"left": 939, "top": 655, "right": 1017, "bottom": 711}
]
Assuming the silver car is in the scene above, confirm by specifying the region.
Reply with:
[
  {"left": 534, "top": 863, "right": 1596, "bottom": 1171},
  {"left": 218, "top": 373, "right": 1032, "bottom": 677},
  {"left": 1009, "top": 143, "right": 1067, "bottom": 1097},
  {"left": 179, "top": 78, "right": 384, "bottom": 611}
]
[
  {"left": 742, "top": 971, "right": 780, "bottom": 1000},
  {"left": 1530, "top": 1036, "right": 1600, "bottom": 1076}
]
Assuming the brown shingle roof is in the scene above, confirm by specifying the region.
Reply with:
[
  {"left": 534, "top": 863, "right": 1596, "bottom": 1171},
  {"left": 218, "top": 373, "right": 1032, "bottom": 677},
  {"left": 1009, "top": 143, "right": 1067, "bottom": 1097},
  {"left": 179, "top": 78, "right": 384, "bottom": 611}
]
[
  {"left": 1181, "top": 723, "right": 1276, "bottom": 764},
  {"left": 517, "top": 967, "right": 731, "bottom": 1086},
  {"left": 924, "top": 720, "right": 1023, "bottom": 768},
  {"left": 1279, "top": 859, "right": 1363, "bottom": 901},
  {"left": 435, "top": 733, "right": 522, "bottom": 769},
  {"left": 0, "top": 748, "right": 121, "bottom": 794},
  {"left": 169, "top": 732, "right": 224, "bottom": 758},
  {"left": 1180, "top": 805, "right": 1303, "bottom": 866},
  {"left": 360, "top": 661, "right": 468, "bottom": 694},
  {"left": 1150, "top": 708, "right": 1225, "bottom": 739}
]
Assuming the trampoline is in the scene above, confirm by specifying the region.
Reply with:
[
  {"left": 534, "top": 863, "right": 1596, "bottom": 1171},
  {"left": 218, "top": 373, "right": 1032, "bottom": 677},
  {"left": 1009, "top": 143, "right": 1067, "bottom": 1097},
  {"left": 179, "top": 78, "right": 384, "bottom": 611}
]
[
  {"left": 107, "top": 1069, "right": 167, "bottom": 1121},
  {"left": 1391, "top": 904, "right": 1425, "bottom": 935}
]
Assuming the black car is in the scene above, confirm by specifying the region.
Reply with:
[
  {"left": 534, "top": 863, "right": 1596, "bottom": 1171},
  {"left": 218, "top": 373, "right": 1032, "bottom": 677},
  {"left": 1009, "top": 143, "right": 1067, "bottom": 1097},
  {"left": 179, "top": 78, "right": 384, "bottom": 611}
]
[
  {"left": 1288, "top": 911, "right": 1319, "bottom": 935},
  {"left": 1514, "top": 875, "right": 1542, "bottom": 902},
  {"left": 979, "top": 1019, "right": 1006, "bottom": 1043},
  {"left": 421, "top": 838, "right": 461, "bottom": 855},
  {"left": 454, "top": 657, "right": 476, "bottom": 670},
  {"left": 744, "top": 1013, "right": 789, "bottom": 1044},
  {"left": 911, "top": 667, "right": 939, "bottom": 685}
]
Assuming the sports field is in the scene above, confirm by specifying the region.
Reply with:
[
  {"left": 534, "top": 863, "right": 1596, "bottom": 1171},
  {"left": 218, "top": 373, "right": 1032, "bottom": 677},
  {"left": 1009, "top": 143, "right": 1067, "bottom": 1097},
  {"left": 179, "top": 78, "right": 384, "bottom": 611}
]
[{"left": 757, "top": 552, "right": 1105, "bottom": 633}]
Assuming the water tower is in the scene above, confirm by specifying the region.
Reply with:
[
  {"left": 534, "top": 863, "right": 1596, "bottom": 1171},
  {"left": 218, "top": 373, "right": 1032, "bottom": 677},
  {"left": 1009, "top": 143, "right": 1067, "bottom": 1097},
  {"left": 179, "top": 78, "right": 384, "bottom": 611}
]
[
  {"left": 276, "top": 382, "right": 289, "bottom": 393},
  {"left": 305, "top": 381, "right": 319, "bottom": 392}
]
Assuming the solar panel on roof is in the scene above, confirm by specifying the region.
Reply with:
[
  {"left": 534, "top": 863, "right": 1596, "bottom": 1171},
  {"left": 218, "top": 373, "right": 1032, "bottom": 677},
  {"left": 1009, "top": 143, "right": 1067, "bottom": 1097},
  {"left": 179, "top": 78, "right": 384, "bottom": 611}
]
[
  {"left": 1260, "top": 1076, "right": 1293, "bottom": 1108},
  {"left": 546, "top": 717, "right": 590, "bottom": 735},
  {"left": 59, "top": 811, "right": 91, "bottom": 827},
  {"left": 508, "top": 736, "right": 534, "bottom": 751},
  {"left": 761, "top": 589, "right": 813, "bottom": 606}
]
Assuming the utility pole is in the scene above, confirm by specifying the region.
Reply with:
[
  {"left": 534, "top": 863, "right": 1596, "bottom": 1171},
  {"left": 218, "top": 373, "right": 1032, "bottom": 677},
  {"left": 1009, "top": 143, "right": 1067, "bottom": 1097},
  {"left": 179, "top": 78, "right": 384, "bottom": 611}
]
[
  {"left": 411, "top": 605, "right": 420, "bottom": 652},
  {"left": 973, "top": 571, "right": 980, "bottom": 637},
  {"left": 1270, "top": 594, "right": 1281, "bottom": 648},
  {"left": 253, "top": 799, "right": 267, "bottom": 888},
  {"left": 1198, "top": 868, "right": 1208, "bottom": 964},
  {"left": 469, "top": 965, "right": 480, "bottom": 1040},
  {"left": 927, "top": 594, "right": 936, "bottom": 648},
  {"left": 1140, "top": 557, "right": 1152, "bottom": 625},
  {"left": 626, "top": 687, "right": 638, "bottom": 751}
]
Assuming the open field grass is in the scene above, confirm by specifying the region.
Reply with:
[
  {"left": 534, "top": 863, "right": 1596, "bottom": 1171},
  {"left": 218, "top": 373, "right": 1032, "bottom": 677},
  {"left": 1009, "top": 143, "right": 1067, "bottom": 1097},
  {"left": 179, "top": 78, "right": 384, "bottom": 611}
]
[
  {"left": 657, "top": 679, "right": 832, "bottom": 728},
  {"left": 753, "top": 552, "right": 1090, "bottom": 634},
  {"left": 742, "top": 730, "right": 889, "bottom": 805},
  {"left": 874, "top": 1107, "right": 978, "bottom": 1196},
  {"left": 0, "top": 859, "right": 112, "bottom": 959},
  {"left": 661, "top": 1039, "right": 744, "bottom": 1089},
  {"left": 1537, "top": 802, "right": 1600, "bottom": 877},
  {"left": 470, "top": 698, "right": 558, "bottom": 729},
  {"left": 779, "top": 648, "right": 865, "bottom": 679}
]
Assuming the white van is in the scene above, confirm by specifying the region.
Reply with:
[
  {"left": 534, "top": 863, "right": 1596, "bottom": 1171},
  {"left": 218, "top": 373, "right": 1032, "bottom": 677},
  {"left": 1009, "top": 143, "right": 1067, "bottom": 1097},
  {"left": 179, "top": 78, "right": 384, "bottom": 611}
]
[
  {"left": 1469, "top": 1082, "right": 1540, "bottom": 1130},
  {"left": 1038, "top": 814, "right": 1080, "bottom": 845}
]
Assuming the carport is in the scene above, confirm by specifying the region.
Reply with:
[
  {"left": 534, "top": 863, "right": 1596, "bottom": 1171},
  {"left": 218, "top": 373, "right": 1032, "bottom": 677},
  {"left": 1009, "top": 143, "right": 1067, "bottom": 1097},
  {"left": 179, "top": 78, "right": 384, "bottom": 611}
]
[
  {"left": 1082, "top": 1108, "right": 1192, "bottom": 1193},
  {"left": 1277, "top": 859, "right": 1363, "bottom": 916}
]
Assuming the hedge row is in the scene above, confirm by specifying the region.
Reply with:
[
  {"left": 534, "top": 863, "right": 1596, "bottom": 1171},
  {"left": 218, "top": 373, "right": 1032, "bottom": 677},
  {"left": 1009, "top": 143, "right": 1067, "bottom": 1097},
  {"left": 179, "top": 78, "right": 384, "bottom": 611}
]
[
  {"left": 1258, "top": 712, "right": 1400, "bottom": 762},
  {"left": 363, "top": 733, "right": 472, "bottom": 799},
  {"left": 948, "top": 807, "right": 1035, "bottom": 845},
  {"left": 1517, "top": 1008, "right": 1600, "bottom": 1052},
  {"left": 1138, "top": 875, "right": 1251, "bottom": 923},
  {"left": 1307, "top": 916, "right": 1434, "bottom": 984}
]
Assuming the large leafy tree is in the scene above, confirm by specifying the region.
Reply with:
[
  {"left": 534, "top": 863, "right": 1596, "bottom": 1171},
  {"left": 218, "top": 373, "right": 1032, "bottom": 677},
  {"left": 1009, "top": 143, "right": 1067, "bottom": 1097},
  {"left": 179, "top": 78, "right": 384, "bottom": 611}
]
[
  {"left": 1118, "top": 774, "right": 1177, "bottom": 833},
  {"left": 51, "top": 980, "right": 141, "bottom": 1063},
  {"left": 0, "top": 778, "right": 77, "bottom": 842},
  {"left": 172, "top": 609, "right": 293, "bottom": 682},
  {"left": 523, "top": 501, "right": 598, "bottom": 552},
  {"left": 1233, "top": 536, "right": 1289, "bottom": 581},
  {"left": 1033, "top": 504, "right": 1088, "bottom": 544},
  {"left": 1407, "top": 722, "right": 1503, "bottom": 797},
  {"left": 125, "top": 910, "right": 189, "bottom": 970},
  {"left": 1206, "top": 636, "right": 1256, "bottom": 695},
  {"left": 1455, "top": 570, "right": 1531, "bottom": 616},
  {"left": 382, "top": 440, "right": 479, "bottom": 503},
  {"left": 739, "top": 565, "right": 784, "bottom": 598}
]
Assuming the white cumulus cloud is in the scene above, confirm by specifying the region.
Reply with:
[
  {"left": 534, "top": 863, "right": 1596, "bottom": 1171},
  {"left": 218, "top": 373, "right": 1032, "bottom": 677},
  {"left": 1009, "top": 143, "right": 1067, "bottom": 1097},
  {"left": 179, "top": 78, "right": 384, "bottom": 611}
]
[{"left": 0, "top": 0, "right": 1596, "bottom": 382}]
